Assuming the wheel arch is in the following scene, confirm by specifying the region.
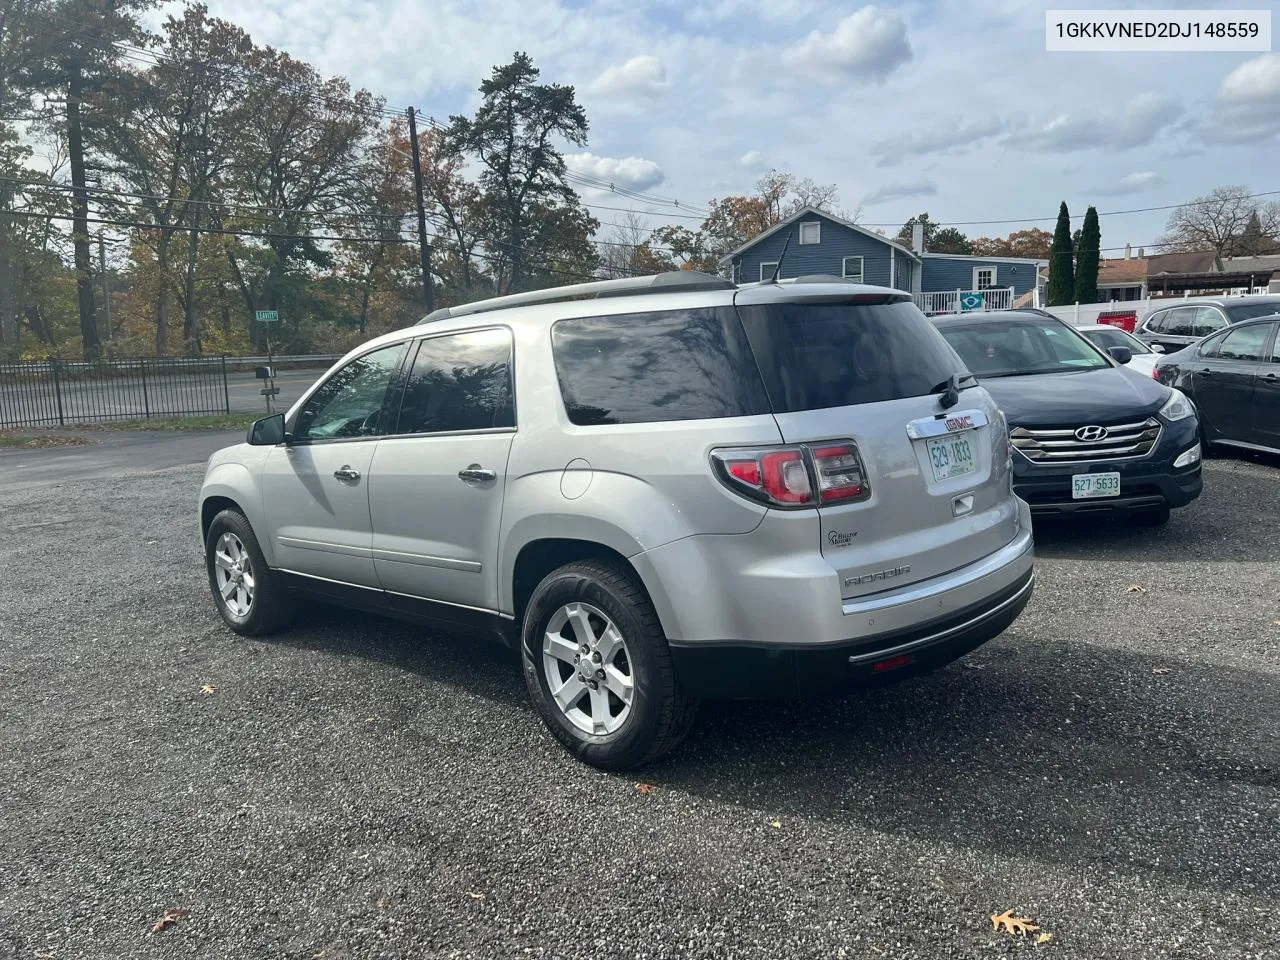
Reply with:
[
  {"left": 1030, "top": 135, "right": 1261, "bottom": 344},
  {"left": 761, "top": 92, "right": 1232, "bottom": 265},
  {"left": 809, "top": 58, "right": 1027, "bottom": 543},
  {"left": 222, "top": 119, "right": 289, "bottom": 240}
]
[{"left": 199, "top": 462, "right": 273, "bottom": 564}]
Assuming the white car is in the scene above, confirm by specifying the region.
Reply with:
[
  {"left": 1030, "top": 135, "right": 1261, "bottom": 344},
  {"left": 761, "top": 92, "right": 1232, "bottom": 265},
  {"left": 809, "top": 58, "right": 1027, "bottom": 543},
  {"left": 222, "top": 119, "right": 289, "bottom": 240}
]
[{"left": 1078, "top": 324, "right": 1162, "bottom": 378}]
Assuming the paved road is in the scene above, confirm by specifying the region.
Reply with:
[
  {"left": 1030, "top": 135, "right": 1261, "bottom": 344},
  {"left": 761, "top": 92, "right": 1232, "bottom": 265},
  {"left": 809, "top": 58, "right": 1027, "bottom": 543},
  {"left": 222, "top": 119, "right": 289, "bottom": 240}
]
[
  {"left": 0, "top": 429, "right": 243, "bottom": 491},
  {"left": 0, "top": 367, "right": 325, "bottom": 426},
  {"left": 0, "top": 453, "right": 1277, "bottom": 958}
]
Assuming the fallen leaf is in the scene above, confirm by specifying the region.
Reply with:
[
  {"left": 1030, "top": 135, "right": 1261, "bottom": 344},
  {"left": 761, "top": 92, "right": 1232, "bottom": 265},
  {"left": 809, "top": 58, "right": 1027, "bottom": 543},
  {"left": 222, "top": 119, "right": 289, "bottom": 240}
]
[
  {"left": 200, "top": 684, "right": 216, "bottom": 695},
  {"left": 1273, "top": 619, "right": 1280, "bottom": 626},
  {"left": 635, "top": 782, "right": 656, "bottom": 795},
  {"left": 1125, "top": 584, "right": 1147, "bottom": 595},
  {"left": 467, "top": 891, "right": 485, "bottom": 900},
  {"left": 770, "top": 820, "right": 782, "bottom": 829},
  {"left": 150, "top": 908, "right": 190, "bottom": 934},
  {"left": 1037, "top": 932, "right": 1054, "bottom": 945},
  {"left": 1152, "top": 667, "right": 1172, "bottom": 676},
  {"left": 991, "top": 909, "right": 1040, "bottom": 937}
]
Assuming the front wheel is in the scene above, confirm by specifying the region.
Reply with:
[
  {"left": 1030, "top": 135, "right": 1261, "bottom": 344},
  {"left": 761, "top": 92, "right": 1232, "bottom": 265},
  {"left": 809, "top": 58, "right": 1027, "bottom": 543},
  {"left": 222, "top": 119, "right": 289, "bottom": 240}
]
[
  {"left": 521, "top": 559, "right": 697, "bottom": 770},
  {"left": 205, "top": 509, "right": 295, "bottom": 636}
]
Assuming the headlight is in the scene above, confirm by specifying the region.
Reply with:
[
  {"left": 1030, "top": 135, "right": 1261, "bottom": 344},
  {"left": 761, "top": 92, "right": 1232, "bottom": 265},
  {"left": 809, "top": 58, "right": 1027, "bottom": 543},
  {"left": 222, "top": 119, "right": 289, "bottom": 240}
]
[
  {"left": 1173, "top": 443, "right": 1201, "bottom": 469},
  {"left": 1159, "top": 388, "right": 1194, "bottom": 422}
]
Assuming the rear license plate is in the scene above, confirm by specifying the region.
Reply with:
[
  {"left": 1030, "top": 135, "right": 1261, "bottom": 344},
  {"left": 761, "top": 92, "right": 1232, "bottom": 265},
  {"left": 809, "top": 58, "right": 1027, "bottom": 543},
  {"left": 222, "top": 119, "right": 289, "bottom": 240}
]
[
  {"left": 1072, "top": 472, "right": 1121, "bottom": 499},
  {"left": 926, "top": 433, "right": 977, "bottom": 483}
]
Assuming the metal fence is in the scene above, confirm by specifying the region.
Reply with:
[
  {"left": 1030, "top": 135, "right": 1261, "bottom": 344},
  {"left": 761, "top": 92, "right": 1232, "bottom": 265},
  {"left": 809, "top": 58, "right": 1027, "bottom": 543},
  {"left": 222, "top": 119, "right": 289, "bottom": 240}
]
[{"left": 0, "top": 357, "right": 231, "bottom": 427}]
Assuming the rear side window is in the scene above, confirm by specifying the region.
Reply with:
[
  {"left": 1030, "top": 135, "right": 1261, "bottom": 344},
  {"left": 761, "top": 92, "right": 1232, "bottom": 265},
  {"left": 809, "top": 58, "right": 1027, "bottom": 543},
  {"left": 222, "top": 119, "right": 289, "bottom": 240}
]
[
  {"left": 736, "top": 300, "right": 967, "bottom": 412},
  {"left": 1142, "top": 311, "right": 1166, "bottom": 333},
  {"left": 1193, "top": 306, "right": 1227, "bottom": 337},
  {"left": 395, "top": 328, "right": 515, "bottom": 434},
  {"left": 1163, "top": 307, "right": 1195, "bottom": 337},
  {"left": 552, "top": 308, "right": 771, "bottom": 425},
  {"left": 1216, "top": 323, "right": 1274, "bottom": 362}
]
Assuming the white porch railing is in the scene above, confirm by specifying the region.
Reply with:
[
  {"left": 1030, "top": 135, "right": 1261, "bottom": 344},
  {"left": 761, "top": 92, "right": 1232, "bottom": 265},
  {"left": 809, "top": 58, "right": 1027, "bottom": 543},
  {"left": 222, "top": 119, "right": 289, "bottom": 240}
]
[{"left": 914, "top": 287, "right": 1015, "bottom": 315}]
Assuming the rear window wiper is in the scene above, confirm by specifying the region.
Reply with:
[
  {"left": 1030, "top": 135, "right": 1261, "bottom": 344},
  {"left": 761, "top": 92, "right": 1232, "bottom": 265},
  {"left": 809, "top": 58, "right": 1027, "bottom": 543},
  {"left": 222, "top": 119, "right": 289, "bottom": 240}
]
[{"left": 930, "top": 372, "right": 977, "bottom": 409}]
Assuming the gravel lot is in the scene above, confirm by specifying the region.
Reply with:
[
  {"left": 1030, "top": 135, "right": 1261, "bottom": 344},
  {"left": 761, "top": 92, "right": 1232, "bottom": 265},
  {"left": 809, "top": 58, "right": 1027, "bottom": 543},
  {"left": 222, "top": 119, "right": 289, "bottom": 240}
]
[{"left": 1, "top": 451, "right": 1277, "bottom": 959}]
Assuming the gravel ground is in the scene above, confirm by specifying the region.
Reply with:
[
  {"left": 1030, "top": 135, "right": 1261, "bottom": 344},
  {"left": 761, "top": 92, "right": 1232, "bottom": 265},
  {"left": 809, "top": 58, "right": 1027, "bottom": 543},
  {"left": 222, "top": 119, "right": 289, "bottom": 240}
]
[{"left": 1, "top": 454, "right": 1278, "bottom": 959}]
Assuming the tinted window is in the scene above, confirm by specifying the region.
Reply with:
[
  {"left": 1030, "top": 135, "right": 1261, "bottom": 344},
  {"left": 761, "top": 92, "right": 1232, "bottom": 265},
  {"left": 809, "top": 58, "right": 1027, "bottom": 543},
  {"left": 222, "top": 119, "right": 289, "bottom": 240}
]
[
  {"left": 1193, "top": 306, "right": 1228, "bottom": 337},
  {"left": 1084, "top": 327, "right": 1150, "bottom": 354},
  {"left": 1163, "top": 307, "right": 1195, "bottom": 337},
  {"left": 1226, "top": 302, "right": 1280, "bottom": 324},
  {"left": 1217, "top": 323, "right": 1274, "bottom": 362},
  {"left": 938, "top": 316, "right": 1110, "bottom": 378},
  {"left": 739, "top": 300, "right": 967, "bottom": 411},
  {"left": 394, "top": 328, "right": 514, "bottom": 434},
  {"left": 293, "top": 343, "right": 408, "bottom": 440},
  {"left": 1143, "top": 311, "right": 1167, "bottom": 333},
  {"left": 552, "top": 308, "right": 770, "bottom": 425}
]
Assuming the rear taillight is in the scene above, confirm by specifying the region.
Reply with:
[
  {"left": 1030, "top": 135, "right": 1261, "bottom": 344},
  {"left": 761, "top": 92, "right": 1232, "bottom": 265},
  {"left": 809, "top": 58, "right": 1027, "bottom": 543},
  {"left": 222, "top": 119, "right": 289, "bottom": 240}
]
[
  {"left": 712, "top": 441, "right": 870, "bottom": 509},
  {"left": 1152, "top": 366, "right": 1160, "bottom": 380}
]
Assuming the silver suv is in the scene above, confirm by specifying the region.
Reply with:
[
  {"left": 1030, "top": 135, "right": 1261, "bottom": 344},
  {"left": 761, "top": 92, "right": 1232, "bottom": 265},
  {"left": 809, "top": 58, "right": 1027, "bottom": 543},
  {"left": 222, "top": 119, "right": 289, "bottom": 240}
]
[{"left": 199, "top": 272, "right": 1034, "bottom": 769}]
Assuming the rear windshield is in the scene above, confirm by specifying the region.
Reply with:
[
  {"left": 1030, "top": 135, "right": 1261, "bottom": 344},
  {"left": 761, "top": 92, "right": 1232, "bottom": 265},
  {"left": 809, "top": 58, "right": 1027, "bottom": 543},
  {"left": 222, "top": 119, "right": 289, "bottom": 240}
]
[
  {"left": 735, "top": 300, "right": 968, "bottom": 413},
  {"left": 551, "top": 307, "right": 771, "bottom": 425},
  {"left": 1084, "top": 327, "right": 1151, "bottom": 355},
  {"left": 938, "top": 315, "right": 1110, "bottom": 378},
  {"left": 1226, "top": 302, "right": 1280, "bottom": 323}
]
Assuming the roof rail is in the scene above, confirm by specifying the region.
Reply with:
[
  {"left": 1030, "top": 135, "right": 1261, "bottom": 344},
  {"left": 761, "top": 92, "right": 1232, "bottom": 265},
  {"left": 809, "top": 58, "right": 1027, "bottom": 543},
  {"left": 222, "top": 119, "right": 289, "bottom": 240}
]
[{"left": 416, "top": 271, "right": 736, "bottom": 324}]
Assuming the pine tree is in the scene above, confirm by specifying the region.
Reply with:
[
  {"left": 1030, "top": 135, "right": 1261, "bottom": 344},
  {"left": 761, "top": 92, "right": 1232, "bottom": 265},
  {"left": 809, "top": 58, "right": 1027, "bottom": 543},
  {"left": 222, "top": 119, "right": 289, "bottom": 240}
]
[
  {"left": 1237, "top": 211, "right": 1266, "bottom": 256},
  {"left": 1074, "top": 206, "right": 1100, "bottom": 305},
  {"left": 1047, "top": 202, "right": 1075, "bottom": 306}
]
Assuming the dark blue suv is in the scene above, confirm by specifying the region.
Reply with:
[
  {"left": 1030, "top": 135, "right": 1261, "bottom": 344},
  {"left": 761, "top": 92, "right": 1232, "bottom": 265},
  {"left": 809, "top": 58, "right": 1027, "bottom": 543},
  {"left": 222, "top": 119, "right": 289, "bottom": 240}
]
[{"left": 934, "top": 311, "right": 1203, "bottom": 525}]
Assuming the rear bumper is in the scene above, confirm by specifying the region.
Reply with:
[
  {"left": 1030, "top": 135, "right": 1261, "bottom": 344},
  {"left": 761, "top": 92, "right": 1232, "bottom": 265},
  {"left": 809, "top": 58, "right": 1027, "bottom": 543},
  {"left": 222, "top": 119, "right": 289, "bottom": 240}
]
[{"left": 669, "top": 568, "right": 1033, "bottom": 698}]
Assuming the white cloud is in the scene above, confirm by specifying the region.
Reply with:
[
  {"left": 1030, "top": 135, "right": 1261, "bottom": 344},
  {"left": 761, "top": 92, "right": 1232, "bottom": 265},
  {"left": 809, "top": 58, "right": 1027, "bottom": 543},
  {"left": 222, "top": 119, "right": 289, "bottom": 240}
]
[
  {"left": 1220, "top": 53, "right": 1280, "bottom": 106},
  {"left": 1205, "top": 54, "right": 1280, "bottom": 142},
  {"left": 739, "top": 150, "right": 768, "bottom": 170},
  {"left": 588, "top": 55, "right": 669, "bottom": 100},
  {"left": 565, "top": 152, "right": 666, "bottom": 192},
  {"left": 1092, "top": 172, "right": 1164, "bottom": 197},
  {"left": 872, "top": 117, "right": 1011, "bottom": 166},
  {"left": 862, "top": 180, "right": 937, "bottom": 205},
  {"left": 1022, "top": 93, "right": 1181, "bottom": 152},
  {"left": 783, "top": 6, "right": 912, "bottom": 83}
]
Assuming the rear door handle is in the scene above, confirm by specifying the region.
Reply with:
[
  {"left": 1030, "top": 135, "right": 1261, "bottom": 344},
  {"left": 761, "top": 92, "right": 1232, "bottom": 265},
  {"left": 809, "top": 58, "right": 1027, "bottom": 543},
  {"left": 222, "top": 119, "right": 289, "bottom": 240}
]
[
  {"left": 333, "top": 465, "right": 361, "bottom": 482},
  {"left": 458, "top": 464, "right": 497, "bottom": 484}
]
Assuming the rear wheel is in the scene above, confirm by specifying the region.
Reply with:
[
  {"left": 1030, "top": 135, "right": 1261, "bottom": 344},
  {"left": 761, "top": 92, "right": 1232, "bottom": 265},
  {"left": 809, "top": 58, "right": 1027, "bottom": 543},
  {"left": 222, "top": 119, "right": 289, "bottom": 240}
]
[
  {"left": 205, "top": 509, "right": 295, "bottom": 636},
  {"left": 521, "top": 559, "right": 697, "bottom": 770}
]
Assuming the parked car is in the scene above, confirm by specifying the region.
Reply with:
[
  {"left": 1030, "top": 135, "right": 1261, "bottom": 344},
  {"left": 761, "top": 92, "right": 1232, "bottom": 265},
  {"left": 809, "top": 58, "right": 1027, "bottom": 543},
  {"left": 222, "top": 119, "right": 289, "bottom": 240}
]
[
  {"left": 1135, "top": 295, "right": 1280, "bottom": 354},
  {"left": 1078, "top": 324, "right": 1162, "bottom": 378},
  {"left": 1154, "top": 315, "right": 1280, "bottom": 456},
  {"left": 199, "top": 272, "right": 1034, "bottom": 770},
  {"left": 933, "top": 310, "right": 1202, "bottom": 525}
]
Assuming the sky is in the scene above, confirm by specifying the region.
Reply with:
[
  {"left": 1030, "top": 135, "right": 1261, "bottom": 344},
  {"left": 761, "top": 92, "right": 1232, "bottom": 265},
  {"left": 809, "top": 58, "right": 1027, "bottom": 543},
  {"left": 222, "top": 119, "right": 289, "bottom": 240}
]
[{"left": 195, "top": 0, "right": 1280, "bottom": 253}]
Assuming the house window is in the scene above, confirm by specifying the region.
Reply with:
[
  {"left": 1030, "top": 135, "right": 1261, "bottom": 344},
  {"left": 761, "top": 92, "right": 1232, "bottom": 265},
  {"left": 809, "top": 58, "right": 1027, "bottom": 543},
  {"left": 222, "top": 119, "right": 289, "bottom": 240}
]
[
  {"left": 759, "top": 261, "right": 780, "bottom": 281},
  {"left": 798, "top": 222, "right": 820, "bottom": 245},
  {"left": 973, "top": 267, "right": 996, "bottom": 290},
  {"left": 842, "top": 256, "right": 864, "bottom": 283}
]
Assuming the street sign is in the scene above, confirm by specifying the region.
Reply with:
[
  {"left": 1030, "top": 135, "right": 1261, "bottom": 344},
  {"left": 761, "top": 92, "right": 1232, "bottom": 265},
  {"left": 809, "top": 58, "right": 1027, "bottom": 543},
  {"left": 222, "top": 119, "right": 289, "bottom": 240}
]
[
  {"left": 255, "top": 310, "right": 279, "bottom": 323},
  {"left": 260, "top": 387, "right": 280, "bottom": 396},
  {"left": 960, "top": 293, "right": 986, "bottom": 312}
]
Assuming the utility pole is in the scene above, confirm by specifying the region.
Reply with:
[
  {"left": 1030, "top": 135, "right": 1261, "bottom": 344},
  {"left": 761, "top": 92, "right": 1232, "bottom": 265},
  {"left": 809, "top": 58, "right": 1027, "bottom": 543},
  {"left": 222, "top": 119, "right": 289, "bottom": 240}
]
[
  {"left": 98, "top": 232, "right": 112, "bottom": 344},
  {"left": 406, "top": 107, "right": 434, "bottom": 314}
]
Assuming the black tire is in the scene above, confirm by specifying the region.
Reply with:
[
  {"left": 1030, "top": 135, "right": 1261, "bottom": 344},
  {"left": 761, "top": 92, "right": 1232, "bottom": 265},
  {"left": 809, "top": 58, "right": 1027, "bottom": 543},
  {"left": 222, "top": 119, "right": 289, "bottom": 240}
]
[
  {"left": 204, "top": 508, "right": 295, "bottom": 636},
  {"left": 521, "top": 559, "right": 698, "bottom": 771},
  {"left": 1133, "top": 505, "right": 1171, "bottom": 527}
]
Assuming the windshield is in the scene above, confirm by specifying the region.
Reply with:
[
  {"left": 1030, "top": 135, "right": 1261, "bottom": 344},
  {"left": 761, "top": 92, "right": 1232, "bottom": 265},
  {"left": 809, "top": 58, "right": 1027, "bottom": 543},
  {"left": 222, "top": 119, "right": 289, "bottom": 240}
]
[
  {"left": 1083, "top": 326, "right": 1151, "bottom": 355},
  {"left": 735, "top": 300, "right": 969, "bottom": 412},
  {"left": 1226, "top": 302, "right": 1280, "bottom": 323},
  {"left": 937, "top": 316, "right": 1111, "bottom": 378}
]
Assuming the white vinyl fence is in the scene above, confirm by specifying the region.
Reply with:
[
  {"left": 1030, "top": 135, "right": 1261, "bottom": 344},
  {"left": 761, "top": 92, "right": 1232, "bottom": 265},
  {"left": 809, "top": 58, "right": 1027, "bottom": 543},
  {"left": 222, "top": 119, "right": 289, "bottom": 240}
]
[{"left": 915, "top": 287, "right": 1015, "bottom": 315}]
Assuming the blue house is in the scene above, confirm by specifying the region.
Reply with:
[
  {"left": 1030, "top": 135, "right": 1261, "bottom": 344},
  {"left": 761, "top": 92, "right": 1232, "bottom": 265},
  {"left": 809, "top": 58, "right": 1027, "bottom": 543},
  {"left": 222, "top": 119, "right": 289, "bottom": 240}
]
[{"left": 720, "top": 207, "right": 1046, "bottom": 314}]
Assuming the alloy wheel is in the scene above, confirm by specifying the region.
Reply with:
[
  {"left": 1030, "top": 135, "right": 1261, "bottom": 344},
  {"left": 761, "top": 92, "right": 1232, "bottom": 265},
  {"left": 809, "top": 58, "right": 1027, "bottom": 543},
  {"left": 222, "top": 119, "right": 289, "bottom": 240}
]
[
  {"left": 541, "top": 601, "right": 635, "bottom": 736},
  {"left": 213, "top": 532, "right": 255, "bottom": 619}
]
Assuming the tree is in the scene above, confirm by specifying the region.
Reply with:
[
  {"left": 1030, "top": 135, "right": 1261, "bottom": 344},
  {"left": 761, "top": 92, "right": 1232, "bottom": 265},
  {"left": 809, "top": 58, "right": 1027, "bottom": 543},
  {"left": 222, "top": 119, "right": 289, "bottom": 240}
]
[
  {"left": 970, "top": 227, "right": 1053, "bottom": 259},
  {"left": 1162, "top": 185, "right": 1257, "bottom": 257},
  {"left": 94, "top": 6, "right": 253, "bottom": 353},
  {"left": 1236, "top": 210, "right": 1267, "bottom": 257},
  {"left": 447, "top": 53, "right": 589, "bottom": 294},
  {"left": 1046, "top": 202, "right": 1074, "bottom": 306},
  {"left": 896, "top": 212, "right": 936, "bottom": 250},
  {"left": 21, "top": 0, "right": 157, "bottom": 359},
  {"left": 1074, "top": 205, "right": 1100, "bottom": 305},
  {"left": 930, "top": 226, "right": 971, "bottom": 255},
  {"left": 401, "top": 125, "right": 487, "bottom": 300}
]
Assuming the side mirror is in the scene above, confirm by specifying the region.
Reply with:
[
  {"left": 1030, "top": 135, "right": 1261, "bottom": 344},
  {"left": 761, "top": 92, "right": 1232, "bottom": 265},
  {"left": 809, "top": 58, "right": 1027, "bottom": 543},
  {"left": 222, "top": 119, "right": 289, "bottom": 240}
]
[
  {"left": 1108, "top": 346, "right": 1133, "bottom": 365},
  {"left": 247, "top": 413, "right": 286, "bottom": 446},
  {"left": 1150, "top": 343, "right": 1166, "bottom": 354}
]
